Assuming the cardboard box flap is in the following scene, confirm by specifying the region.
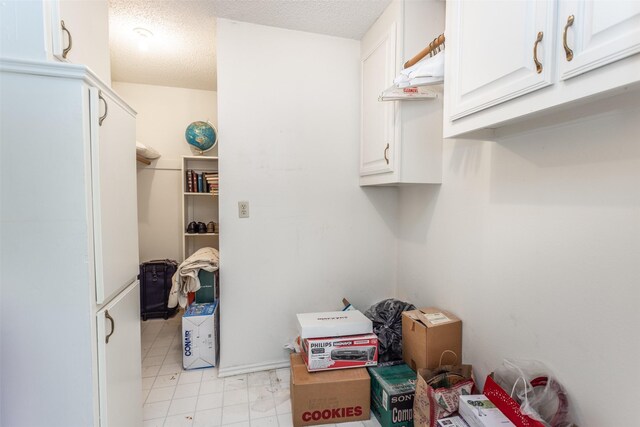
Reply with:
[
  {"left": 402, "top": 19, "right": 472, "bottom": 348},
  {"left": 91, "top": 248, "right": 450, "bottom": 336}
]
[
  {"left": 290, "top": 354, "right": 369, "bottom": 385},
  {"left": 404, "top": 308, "right": 459, "bottom": 329}
]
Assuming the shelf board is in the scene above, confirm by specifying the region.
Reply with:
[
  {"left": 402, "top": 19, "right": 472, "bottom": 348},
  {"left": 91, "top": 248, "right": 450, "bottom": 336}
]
[
  {"left": 183, "top": 192, "right": 218, "bottom": 196},
  {"left": 184, "top": 233, "right": 219, "bottom": 236},
  {"left": 182, "top": 155, "right": 218, "bottom": 161}
]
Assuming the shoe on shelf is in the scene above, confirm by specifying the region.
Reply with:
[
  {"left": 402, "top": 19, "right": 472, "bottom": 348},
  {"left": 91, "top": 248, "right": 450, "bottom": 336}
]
[
  {"left": 207, "top": 221, "right": 215, "bottom": 233},
  {"left": 186, "top": 221, "right": 197, "bottom": 234},
  {"left": 197, "top": 222, "right": 207, "bottom": 234}
]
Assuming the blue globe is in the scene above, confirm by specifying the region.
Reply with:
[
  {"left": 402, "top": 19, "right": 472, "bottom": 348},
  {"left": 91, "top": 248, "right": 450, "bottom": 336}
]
[{"left": 185, "top": 121, "right": 217, "bottom": 153}]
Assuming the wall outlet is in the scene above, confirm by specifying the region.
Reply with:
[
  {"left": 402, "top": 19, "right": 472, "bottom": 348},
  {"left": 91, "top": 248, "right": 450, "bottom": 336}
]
[{"left": 238, "top": 201, "right": 250, "bottom": 218}]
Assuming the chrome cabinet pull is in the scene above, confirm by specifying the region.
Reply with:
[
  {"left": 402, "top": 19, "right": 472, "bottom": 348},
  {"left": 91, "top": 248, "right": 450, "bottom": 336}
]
[
  {"left": 98, "top": 91, "right": 108, "bottom": 126},
  {"left": 61, "top": 20, "right": 72, "bottom": 59},
  {"left": 533, "top": 31, "right": 544, "bottom": 74},
  {"left": 105, "top": 310, "right": 115, "bottom": 344},
  {"left": 384, "top": 143, "right": 390, "bottom": 165},
  {"left": 563, "top": 15, "right": 575, "bottom": 61}
]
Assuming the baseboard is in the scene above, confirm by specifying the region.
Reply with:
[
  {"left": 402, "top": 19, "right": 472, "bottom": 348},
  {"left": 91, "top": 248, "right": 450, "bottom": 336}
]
[{"left": 217, "top": 359, "right": 290, "bottom": 377}]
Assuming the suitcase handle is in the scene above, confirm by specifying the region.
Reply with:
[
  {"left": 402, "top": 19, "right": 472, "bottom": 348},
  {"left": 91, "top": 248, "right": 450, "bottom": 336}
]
[{"left": 145, "top": 259, "right": 178, "bottom": 265}]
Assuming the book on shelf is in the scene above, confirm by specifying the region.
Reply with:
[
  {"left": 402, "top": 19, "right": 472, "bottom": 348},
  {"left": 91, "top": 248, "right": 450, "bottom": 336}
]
[
  {"left": 186, "top": 169, "right": 193, "bottom": 192},
  {"left": 197, "top": 173, "right": 204, "bottom": 192}
]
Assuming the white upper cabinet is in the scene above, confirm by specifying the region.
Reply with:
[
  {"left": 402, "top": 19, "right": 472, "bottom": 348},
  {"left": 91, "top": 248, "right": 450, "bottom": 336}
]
[
  {"left": 51, "top": 0, "right": 112, "bottom": 83},
  {"left": 448, "top": 0, "right": 556, "bottom": 120},
  {"left": 558, "top": 0, "right": 640, "bottom": 81},
  {"left": 90, "top": 87, "right": 139, "bottom": 304},
  {"left": 360, "top": 22, "right": 397, "bottom": 176},
  {"left": 444, "top": 0, "right": 640, "bottom": 138},
  {"left": 360, "top": 0, "right": 444, "bottom": 186},
  {"left": 0, "top": 0, "right": 111, "bottom": 84}
]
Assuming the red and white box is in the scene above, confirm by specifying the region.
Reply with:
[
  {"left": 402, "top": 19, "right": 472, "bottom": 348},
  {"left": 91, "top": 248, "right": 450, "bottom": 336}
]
[{"left": 300, "top": 333, "right": 378, "bottom": 372}]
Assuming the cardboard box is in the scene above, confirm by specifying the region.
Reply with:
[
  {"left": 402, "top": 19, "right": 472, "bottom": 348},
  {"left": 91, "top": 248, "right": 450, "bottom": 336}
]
[
  {"left": 301, "top": 333, "right": 378, "bottom": 371},
  {"left": 402, "top": 308, "right": 462, "bottom": 371},
  {"left": 458, "top": 395, "right": 515, "bottom": 427},
  {"left": 195, "top": 270, "right": 217, "bottom": 303},
  {"left": 368, "top": 363, "right": 417, "bottom": 427},
  {"left": 437, "top": 416, "right": 470, "bottom": 427},
  {"left": 297, "top": 310, "right": 372, "bottom": 339},
  {"left": 290, "top": 353, "right": 370, "bottom": 427},
  {"left": 182, "top": 301, "right": 219, "bottom": 369}
]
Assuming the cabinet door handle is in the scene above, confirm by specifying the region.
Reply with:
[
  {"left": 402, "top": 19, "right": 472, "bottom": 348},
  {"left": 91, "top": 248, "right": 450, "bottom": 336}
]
[
  {"left": 98, "top": 91, "right": 108, "bottom": 126},
  {"left": 563, "top": 15, "right": 575, "bottom": 61},
  {"left": 60, "top": 20, "right": 72, "bottom": 59},
  {"left": 384, "top": 143, "right": 390, "bottom": 165},
  {"left": 533, "top": 31, "right": 544, "bottom": 74},
  {"left": 105, "top": 310, "right": 115, "bottom": 344}
]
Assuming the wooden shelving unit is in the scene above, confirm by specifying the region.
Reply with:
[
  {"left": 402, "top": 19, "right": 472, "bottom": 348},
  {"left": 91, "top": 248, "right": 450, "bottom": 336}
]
[{"left": 181, "top": 156, "right": 219, "bottom": 261}]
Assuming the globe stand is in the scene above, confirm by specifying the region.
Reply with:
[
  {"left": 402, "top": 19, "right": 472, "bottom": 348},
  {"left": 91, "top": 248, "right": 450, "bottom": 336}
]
[{"left": 185, "top": 120, "right": 218, "bottom": 155}]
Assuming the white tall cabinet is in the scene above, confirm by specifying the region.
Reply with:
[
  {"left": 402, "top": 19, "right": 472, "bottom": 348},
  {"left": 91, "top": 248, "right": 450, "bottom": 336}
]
[{"left": 0, "top": 58, "right": 141, "bottom": 427}]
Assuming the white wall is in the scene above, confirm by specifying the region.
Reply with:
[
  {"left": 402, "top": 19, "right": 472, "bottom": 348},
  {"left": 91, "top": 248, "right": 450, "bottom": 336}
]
[
  {"left": 112, "top": 82, "right": 217, "bottom": 262},
  {"left": 396, "top": 94, "right": 640, "bottom": 425},
  {"left": 216, "top": 19, "right": 398, "bottom": 374}
]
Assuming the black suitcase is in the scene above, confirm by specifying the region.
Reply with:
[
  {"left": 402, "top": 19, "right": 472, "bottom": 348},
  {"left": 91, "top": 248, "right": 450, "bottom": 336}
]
[{"left": 139, "top": 259, "right": 179, "bottom": 320}]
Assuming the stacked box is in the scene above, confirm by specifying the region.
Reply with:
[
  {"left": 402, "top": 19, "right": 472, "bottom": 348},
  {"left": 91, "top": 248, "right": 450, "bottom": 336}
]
[
  {"left": 296, "top": 310, "right": 378, "bottom": 372},
  {"left": 290, "top": 353, "right": 370, "bottom": 427},
  {"left": 402, "top": 308, "right": 462, "bottom": 371},
  {"left": 368, "top": 363, "right": 417, "bottom": 427},
  {"left": 182, "top": 301, "right": 219, "bottom": 369},
  {"left": 300, "top": 333, "right": 378, "bottom": 371},
  {"left": 195, "top": 270, "right": 217, "bottom": 303}
]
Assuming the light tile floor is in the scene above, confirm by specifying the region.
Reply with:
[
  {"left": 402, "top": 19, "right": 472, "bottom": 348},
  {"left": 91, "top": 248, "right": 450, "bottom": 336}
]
[{"left": 141, "top": 316, "right": 382, "bottom": 427}]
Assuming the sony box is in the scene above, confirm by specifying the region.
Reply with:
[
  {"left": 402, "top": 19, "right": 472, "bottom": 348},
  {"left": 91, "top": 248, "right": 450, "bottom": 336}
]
[
  {"left": 368, "top": 363, "right": 417, "bottom": 427},
  {"left": 402, "top": 308, "right": 462, "bottom": 371},
  {"left": 182, "top": 301, "right": 219, "bottom": 370},
  {"left": 301, "top": 333, "right": 378, "bottom": 371},
  {"left": 458, "top": 395, "right": 515, "bottom": 427},
  {"left": 290, "top": 353, "right": 370, "bottom": 427},
  {"left": 297, "top": 310, "right": 372, "bottom": 339}
]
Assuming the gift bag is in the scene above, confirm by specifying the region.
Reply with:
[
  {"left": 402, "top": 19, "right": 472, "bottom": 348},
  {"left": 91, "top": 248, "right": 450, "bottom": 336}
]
[
  {"left": 413, "top": 352, "right": 476, "bottom": 427},
  {"left": 484, "top": 375, "right": 546, "bottom": 427}
]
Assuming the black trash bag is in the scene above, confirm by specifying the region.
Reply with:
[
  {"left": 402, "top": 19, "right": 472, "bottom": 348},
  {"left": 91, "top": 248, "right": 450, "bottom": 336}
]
[{"left": 364, "top": 298, "right": 416, "bottom": 363}]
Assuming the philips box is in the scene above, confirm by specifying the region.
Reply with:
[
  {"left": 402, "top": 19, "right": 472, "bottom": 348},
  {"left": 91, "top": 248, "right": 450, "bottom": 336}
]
[
  {"left": 182, "top": 301, "right": 219, "bottom": 370},
  {"left": 368, "top": 363, "right": 417, "bottom": 427},
  {"left": 300, "top": 333, "right": 378, "bottom": 371},
  {"left": 296, "top": 310, "right": 372, "bottom": 339}
]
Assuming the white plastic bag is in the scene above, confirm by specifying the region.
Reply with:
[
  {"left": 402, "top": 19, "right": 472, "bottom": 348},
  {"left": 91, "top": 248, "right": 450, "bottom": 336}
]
[{"left": 493, "top": 359, "right": 574, "bottom": 427}]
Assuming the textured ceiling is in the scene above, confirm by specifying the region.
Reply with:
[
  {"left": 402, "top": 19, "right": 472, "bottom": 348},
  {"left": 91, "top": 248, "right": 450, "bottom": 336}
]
[
  {"left": 212, "top": 0, "right": 391, "bottom": 40},
  {"left": 109, "top": 0, "right": 391, "bottom": 91},
  {"left": 109, "top": 0, "right": 217, "bottom": 90}
]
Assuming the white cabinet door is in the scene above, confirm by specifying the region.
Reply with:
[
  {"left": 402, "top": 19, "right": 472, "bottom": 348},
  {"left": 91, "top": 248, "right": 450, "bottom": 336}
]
[
  {"left": 90, "top": 87, "right": 139, "bottom": 304},
  {"left": 360, "top": 22, "right": 397, "bottom": 176},
  {"left": 50, "top": 0, "right": 111, "bottom": 83},
  {"left": 558, "top": 0, "right": 640, "bottom": 80},
  {"left": 448, "top": 0, "right": 556, "bottom": 121},
  {"left": 97, "top": 281, "right": 142, "bottom": 427}
]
